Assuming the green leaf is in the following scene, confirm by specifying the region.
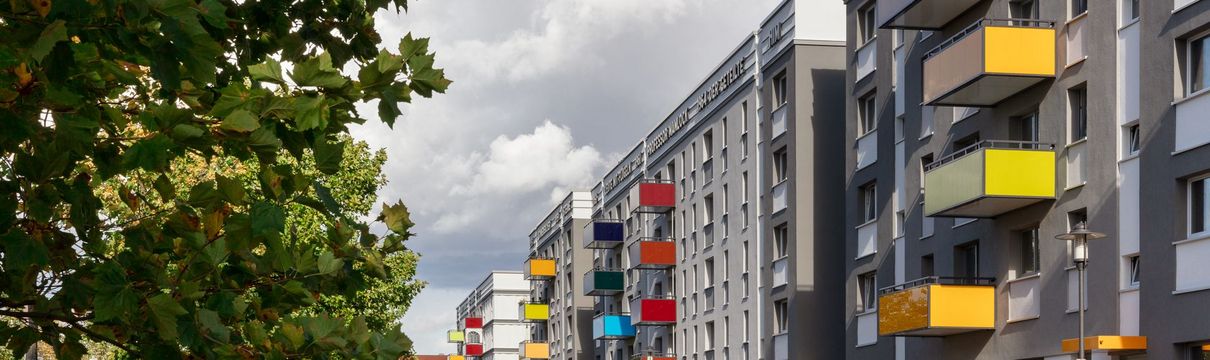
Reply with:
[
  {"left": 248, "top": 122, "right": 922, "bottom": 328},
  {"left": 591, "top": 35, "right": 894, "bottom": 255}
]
[
  {"left": 250, "top": 202, "right": 285, "bottom": 240},
  {"left": 172, "top": 124, "right": 205, "bottom": 139},
  {"left": 93, "top": 287, "right": 138, "bottom": 323},
  {"left": 290, "top": 53, "right": 347, "bottom": 88},
  {"left": 293, "top": 94, "right": 329, "bottom": 131},
  {"left": 313, "top": 137, "right": 345, "bottom": 175},
  {"left": 317, "top": 251, "right": 342, "bottom": 275},
  {"left": 198, "top": 309, "right": 231, "bottom": 342},
  {"left": 398, "top": 33, "right": 429, "bottom": 62},
  {"left": 30, "top": 20, "right": 67, "bottom": 62},
  {"left": 148, "top": 293, "right": 188, "bottom": 341},
  {"left": 1, "top": 231, "right": 49, "bottom": 269},
  {"left": 154, "top": 173, "right": 176, "bottom": 201},
  {"left": 377, "top": 201, "right": 414, "bottom": 234},
  {"left": 198, "top": 0, "right": 230, "bottom": 28},
  {"left": 122, "top": 134, "right": 176, "bottom": 171},
  {"left": 221, "top": 109, "right": 260, "bottom": 133},
  {"left": 210, "top": 85, "right": 264, "bottom": 118},
  {"left": 248, "top": 126, "right": 283, "bottom": 151},
  {"left": 249, "top": 58, "right": 285, "bottom": 85},
  {"left": 215, "top": 175, "right": 246, "bottom": 204}
]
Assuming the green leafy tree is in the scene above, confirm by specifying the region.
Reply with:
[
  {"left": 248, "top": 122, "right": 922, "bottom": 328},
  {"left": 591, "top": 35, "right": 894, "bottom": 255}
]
[{"left": 0, "top": 0, "right": 449, "bottom": 357}]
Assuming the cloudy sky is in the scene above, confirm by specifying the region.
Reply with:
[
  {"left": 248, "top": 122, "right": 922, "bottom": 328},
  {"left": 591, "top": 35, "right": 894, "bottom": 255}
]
[{"left": 348, "top": 0, "right": 842, "bottom": 354}]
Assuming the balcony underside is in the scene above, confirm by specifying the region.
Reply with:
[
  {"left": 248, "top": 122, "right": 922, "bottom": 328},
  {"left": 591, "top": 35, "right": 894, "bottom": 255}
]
[
  {"left": 929, "top": 196, "right": 1049, "bottom": 218},
  {"left": 927, "top": 74, "right": 1049, "bottom": 107},
  {"left": 879, "top": 0, "right": 982, "bottom": 30},
  {"left": 890, "top": 326, "right": 990, "bottom": 337}
]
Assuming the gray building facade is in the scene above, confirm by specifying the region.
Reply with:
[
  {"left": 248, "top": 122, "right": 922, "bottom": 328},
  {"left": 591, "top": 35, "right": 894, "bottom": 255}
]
[{"left": 528, "top": 192, "right": 596, "bottom": 360}]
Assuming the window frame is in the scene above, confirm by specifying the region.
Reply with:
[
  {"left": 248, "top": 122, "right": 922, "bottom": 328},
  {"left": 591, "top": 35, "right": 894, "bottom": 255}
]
[
  {"left": 858, "top": 2, "right": 877, "bottom": 44},
  {"left": 1019, "top": 227, "right": 1041, "bottom": 277},
  {"left": 857, "top": 272, "right": 878, "bottom": 312},
  {"left": 1189, "top": 176, "right": 1210, "bottom": 237},
  {"left": 1186, "top": 31, "right": 1210, "bottom": 97},
  {"left": 1069, "top": 86, "right": 1088, "bottom": 142},
  {"left": 858, "top": 93, "right": 877, "bottom": 136},
  {"left": 860, "top": 183, "right": 877, "bottom": 223}
]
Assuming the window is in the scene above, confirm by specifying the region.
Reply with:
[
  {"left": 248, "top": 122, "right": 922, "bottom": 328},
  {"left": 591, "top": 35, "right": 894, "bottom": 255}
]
[
  {"left": 858, "top": 2, "right": 876, "bottom": 44},
  {"left": 860, "top": 183, "right": 877, "bottom": 222},
  {"left": 920, "top": 154, "right": 934, "bottom": 190},
  {"left": 1190, "top": 35, "right": 1210, "bottom": 95},
  {"left": 773, "top": 148, "right": 789, "bottom": 182},
  {"left": 857, "top": 272, "right": 877, "bottom": 312},
  {"left": 955, "top": 241, "right": 980, "bottom": 278},
  {"left": 742, "top": 241, "right": 750, "bottom": 272},
  {"left": 773, "top": 300, "right": 789, "bottom": 333},
  {"left": 1010, "top": 0, "right": 1039, "bottom": 20},
  {"left": 742, "top": 311, "right": 750, "bottom": 341},
  {"left": 1071, "top": 0, "right": 1087, "bottom": 17},
  {"left": 1127, "top": 255, "right": 1140, "bottom": 287},
  {"left": 740, "top": 134, "right": 749, "bottom": 159},
  {"left": 1011, "top": 111, "right": 1040, "bottom": 142},
  {"left": 741, "top": 172, "right": 749, "bottom": 203},
  {"left": 703, "top": 130, "right": 714, "bottom": 161},
  {"left": 1126, "top": 124, "right": 1141, "bottom": 155},
  {"left": 1069, "top": 86, "right": 1088, "bottom": 142},
  {"left": 773, "top": 71, "right": 788, "bottom": 106},
  {"left": 1191, "top": 177, "right": 1209, "bottom": 236},
  {"left": 1020, "top": 227, "right": 1040, "bottom": 277},
  {"left": 1123, "top": 0, "right": 1139, "bottom": 22},
  {"left": 705, "top": 258, "right": 715, "bottom": 287},
  {"left": 921, "top": 254, "right": 935, "bottom": 277},
  {"left": 705, "top": 321, "right": 715, "bottom": 350},
  {"left": 704, "top": 194, "right": 715, "bottom": 225},
  {"left": 1188, "top": 341, "right": 1210, "bottom": 359},
  {"left": 858, "top": 93, "right": 877, "bottom": 135},
  {"left": 774, "top": 224, "right": 789, "bottom": 258},
  {"left": 895, "top": 210, "right": 906, "bottom": 237}
]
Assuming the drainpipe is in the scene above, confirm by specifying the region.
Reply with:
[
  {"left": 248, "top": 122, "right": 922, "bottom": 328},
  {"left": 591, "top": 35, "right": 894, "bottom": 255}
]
[{"left": 750, "top": 30, "right": 767, "bottom": 360}]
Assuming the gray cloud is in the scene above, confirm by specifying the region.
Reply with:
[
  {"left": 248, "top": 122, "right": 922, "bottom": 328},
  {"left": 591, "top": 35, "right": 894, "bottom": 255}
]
[{"left": 352, "top": 0, "right": 797, "bottom": 354}]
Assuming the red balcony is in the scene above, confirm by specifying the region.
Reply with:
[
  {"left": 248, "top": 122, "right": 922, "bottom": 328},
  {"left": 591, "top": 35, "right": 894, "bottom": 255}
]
[
  {"left": 630, "top": 179, "right": 676, "bottom": 213},
  {"left": 628, "top": 237, "right": 676, "bottom": 270},
  {"left": 463, "top": 317, "right": 482, "bottom": 329},
  {"left": 465, "top": 344, "right": 483, "bottom": 356},
  {"left": 629, "top": 296, "right": 676, "bottom": 325},
  {"left": 631, "top": 355, "right": 676, "bottom": 360}
]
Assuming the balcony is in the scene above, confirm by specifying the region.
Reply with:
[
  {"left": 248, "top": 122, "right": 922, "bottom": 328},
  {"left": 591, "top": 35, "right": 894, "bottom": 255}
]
[
  {"left": 628, "top": 237, "right": 676, "bottom": 270},
  {"left": 583, "top": 268, "right": 625, "bottom": 296},
  {"left": 771, "top": 180, "right": 788, "bottom": 214},
  {"left": 463, "top": 317, "right": 482, "bottom": 329},
  {"left": 520, "top": 302, "right": 549, "bottom": 322},
  {"left": 465, "top": 344, "right": 483, "bottom": 356},
  {"left": 877, "top": 0, "right": 983, "bottom": 30},
  {"left": 773, "top": 333, "right": 788, "bottom": 360},
  {"left": 592, "top": 313, "right": 636, "bottom": 340},
  {"left": 923, "top": 141, "right": 1056, "bottom": 218},
  {"left": 923, "top": 19, "right": 1056, "bottom": 107},
  {"left": 631, "top": 354, "right": 676, "bottom": 360},
  {"left": 520, "top": 341, "right": 549, "bottom": 360},
  {"left": 525, "top": 258, "right": 557, "bottom": 280},
  {"left": 771, "top": 105, "right": 788, "bottom": 140},
  {"left": 583, "top": 219, "right": 625, "bottom": 249},
  {"left": 630, "top": 296, "right": 676, "bottom": 325},
  {"left": 447, "top": 329, "right": 465, "bottom": 343},
  {"left": 449, "top": 356, "right": 466, "bottom": 360},
  {"left": 878, "top": 277, "right": 995, "bottom": 337},
  {"left": 772, "top": 257, "right": 788, "bottom": 288},
  {"left": 630, "top": 179, "right": 676, "bottom": 213}
]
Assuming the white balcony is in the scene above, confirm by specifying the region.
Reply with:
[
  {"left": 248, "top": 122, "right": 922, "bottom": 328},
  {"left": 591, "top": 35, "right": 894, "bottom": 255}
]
[
  {"left": 856, "top": 40, "right": 877, "bottom": 82},
  {"left": 1007, "top": 275, "right": 1041, "bottom": 322},
  {"left": 1066, "top": 141, "right": 1087, "bottom": 188},
  {"left": 772, "top": 180, "right": 788, "bottom": 214},
  {"left": 856, "top": 130, "right": 878, "bottom": 170},
  {"left": 856, "top": 220, "right": 877, "bottom": 259},
  {"left": 773, "top": 333, "right": 788, "bottom": 360},
  {"left": 771, "top": 105, "right": 788, "bottom": 140},
  {"left": 856, "top": 311, "right": 878, "bottom": 347},
  {"left": 772, "top": 257, "right": 788, "bottom": 288},
  {"left": 1175, "top": 90, "right": 1210, "bottom": 154},
  {"left": 1066, "top": 14, "right": 1087, "bottom": 67}
]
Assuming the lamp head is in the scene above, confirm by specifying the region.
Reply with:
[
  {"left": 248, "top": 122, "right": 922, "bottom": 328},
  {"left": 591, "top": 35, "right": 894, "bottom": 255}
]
[{"left": 1055, "top": 221, "right": 1107, "bottom": 241}]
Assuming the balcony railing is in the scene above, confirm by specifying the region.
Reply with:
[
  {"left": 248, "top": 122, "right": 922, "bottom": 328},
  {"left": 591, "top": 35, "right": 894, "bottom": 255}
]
[
  {"left": 923, "top": 19, "right": 1056, "bottom": 106},
  {"left": 465, "top": 344, "right": 483, "bottom": 356},
  {"left": 525, "top": 258, "right": 557, "bottom": 280},
  {"left": 628, "top": 237, "right": 676, "bottom": 270},
  {"left": 583, "top": 219, "right": 625, "bottom": 249},
  {"left": 462, "top": 317, "right": 482, "bottom": 329},
  {"left": 583, "top": 268, "right": 625, "bottom": 296},
  {"left": 877, "top": 0, "right": 983, "bottom": 30},
  {"left": 923, "top": 141, "right": 1056, "bottom": 218},
  {"left": 520, "top": 341, "right": 550, "bottom": 360},
  {"left": 592, "top": 313, "right": 637, "bottom": 340},
  {"left": 447, "top": 329, "right": 465, "bottom": 343},
  {"left": 630, "top": 179, "right": 676, "bottom": 213},
  {"left": 630, "top": 295, "right": 677, "bottom": 326},
  {"left": 520, "top": 301, "right": 549, "bottom": 322},
  {"left": 631, "top": 353, "right": 677, "bottom": 360},
  {"left": 878, "top": 276, "right": 995, "bottom": 337}
]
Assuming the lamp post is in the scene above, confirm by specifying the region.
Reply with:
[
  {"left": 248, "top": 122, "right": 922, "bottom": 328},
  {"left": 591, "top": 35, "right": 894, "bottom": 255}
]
[{"left": 1055, "top": 221, "right": 1106, "bottom": 360}]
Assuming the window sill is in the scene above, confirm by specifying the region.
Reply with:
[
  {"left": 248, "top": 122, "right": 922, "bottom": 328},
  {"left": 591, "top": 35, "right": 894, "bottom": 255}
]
[
  {"left": 1174, "top": 0, "right": 1202, "bottom": 14},
  {"left": 855, "top": 219, "right": 878, "bottom": 230},
  {"left": 1117, "top": 18, "right": 1140, "bottom": 32},
  {"left": 1006, "top": 272, "right": 1042, "bottom": 285},
  {"left": 1066, "top": 138, "right": 1088, "bottom": 149},
  {"left": 854, "top": 252, "right": 876, "bottom": 261},
  {"left": 1173, "top": 86, "right": 1210, "bottom": 107},
  {"left": 1066, "top": 11, "right": 1089, "bottom": 26},
  {"left": 1064, "top": 56, "right": 1088, "bottom": 70},
  {"left": 1120, "top": 286, "right": 1139, "bottom": 294},
  {"left": 1173, "top": 233, "right": 1210, "bottom": 246},
  {"left": 855, "top": 128, "right": 878, "bottom": 142},
  {"left": 1173, "top": 284, "right": 1210, "bottom": 295},
  {"left": 918, "top": 132, "right": 934, "bottom": 142},
  {"left": 1006, "top": 315, "right": 1040, "bottom": 324},
  {"left": 952, "top": 218, "right": 977, "bottom": 229},
  {"left": 1118, "top": 153, "right": 1140, "bottom": 163},
  {"left": 1064, "top": 182, "right": 1086, "bottom": 192},
  {"left": 919, "top": 234, "right": 934, "bottom": 241}
]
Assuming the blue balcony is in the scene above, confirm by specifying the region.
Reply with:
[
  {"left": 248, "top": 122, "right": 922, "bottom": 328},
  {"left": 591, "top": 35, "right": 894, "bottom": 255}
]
[
  {"left": 583, "top": 219, "right": 625, "bottom": 249},
  {"left": 593, "top": 313, "right": 636, "bottom": 340}
]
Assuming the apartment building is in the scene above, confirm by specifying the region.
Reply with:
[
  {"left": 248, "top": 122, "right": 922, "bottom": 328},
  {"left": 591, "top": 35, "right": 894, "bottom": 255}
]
[
  {"left": 523, "top": 192, "right": 596, "bottom": 360},
  {"left": 842, "top": 0, "right": 1210, "bottom": 359},
  {"left": 570, "top": 2, "right": 847, "bottom": 359},
  {"left": 454, "top": 272, "right": 531, "bottom": 360}
]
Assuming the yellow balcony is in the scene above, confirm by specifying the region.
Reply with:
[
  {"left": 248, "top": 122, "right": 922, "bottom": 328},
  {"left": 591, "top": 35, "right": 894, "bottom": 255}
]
[
  {"left": 449, "top": 356, "right": 466, "bottom": 360},
  {"left": 923, "top": 19, "right": 1055, "bottom": 107},
  {"left": 520, "top": 341, "right": 550, "bottom": 360},
  {"left": 520, "top": 302, "right": 549, "bottom": 322},
  {"left": 878, "top": 277, "right": 995, "bottom": 337},
  {"left": 447, "top": 329, "right": 464, "bottom": 343},
  {"left": 924, "top": 141, "right": 1055, "bottom": 218},
  {"left": 524, "top": 258, "right": 556, "bottom": 280},
  {"left": 877, "top": 0, "right": 983, "bottom": 30}
]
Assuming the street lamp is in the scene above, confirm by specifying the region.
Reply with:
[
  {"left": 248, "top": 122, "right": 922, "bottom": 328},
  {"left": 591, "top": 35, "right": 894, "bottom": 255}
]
[{"left": 1055, "top": 221, "right": 1106, "bottom": 360}]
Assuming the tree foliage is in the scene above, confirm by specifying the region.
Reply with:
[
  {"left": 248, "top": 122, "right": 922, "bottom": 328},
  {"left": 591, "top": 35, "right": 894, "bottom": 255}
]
[{"left": 0, "top": 0, "right": 449, "bottom": 356}]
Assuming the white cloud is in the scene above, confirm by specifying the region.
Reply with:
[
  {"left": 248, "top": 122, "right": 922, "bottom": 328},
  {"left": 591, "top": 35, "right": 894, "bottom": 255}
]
[
  {"left": 399, "top": 286, "right": 466, "bottom": 355},
  {"left": 453, "top": 121, "right": 602, "bottom": 195}
]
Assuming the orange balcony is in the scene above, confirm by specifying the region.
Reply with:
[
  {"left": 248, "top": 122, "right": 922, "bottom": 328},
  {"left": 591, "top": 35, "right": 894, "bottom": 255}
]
[{"left": 628, "top": 237, "right": 676, "bottom": 270}]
